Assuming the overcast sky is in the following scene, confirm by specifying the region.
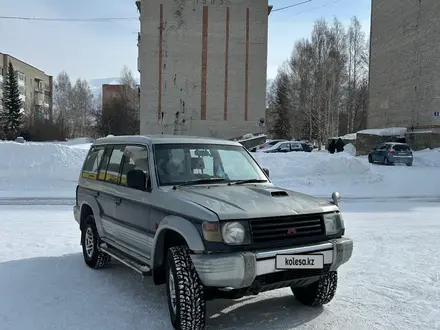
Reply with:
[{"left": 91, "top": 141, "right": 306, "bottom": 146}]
[{"left": 0, "top": 0, "right": 371, "bottom": 81}]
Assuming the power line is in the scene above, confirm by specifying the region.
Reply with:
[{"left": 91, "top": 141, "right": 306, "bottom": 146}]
[
  {"left": 289, "top": 0, "right": 343, "bottom": 16},
  {"left": 272, "top": 0, "right": 313, "bottom": 12},
  {"left": 0, "top": 0, "right": 343, "bottom": 22},
  {"left": 0, "top": 15, "right": 137, "bottom": 22}
]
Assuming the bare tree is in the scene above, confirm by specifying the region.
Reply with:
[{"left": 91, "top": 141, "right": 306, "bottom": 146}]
[
  {"left": 269, "top": 16, "right": 368, "bottom": 146},
  {"left": 71, "top": 78, "right": 94, "bottom": 138},
  {"left": 119, "top": 65, "right": 140, "bottom": 134},
  {"left": 346, "top": 16, "right": 368, "bottom": 133},
  {"left": 53, "top": 71, "right": 73, "bottom": 138}
]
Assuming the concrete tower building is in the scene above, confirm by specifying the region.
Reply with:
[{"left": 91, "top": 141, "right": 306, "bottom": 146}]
[
  {"left": 136, "top": 0, "right": 270, "bottom": 138},
  {"left": 368, "top": 0, "right": 440, "bottom": 130}
]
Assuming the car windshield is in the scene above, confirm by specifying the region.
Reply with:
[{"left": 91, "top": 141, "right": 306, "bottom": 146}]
[{"left": 153, "top": 143, "right": 267, "bottom": 186}]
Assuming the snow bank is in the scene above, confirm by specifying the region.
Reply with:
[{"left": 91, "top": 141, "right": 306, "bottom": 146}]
[
  {"left": 357, "top": 127, "right": 407, "bottom": 136},
  {"left": 0, "top": 141, "right": 88, "bottom": 198},
  {"left": 342, "top": 143, "right": 356, "bottom": 156},
  {"left": 255, "top": 148, "right": 440, "bottom": 198},
  {"left": 414, "top": 148, "right": 440, "bottom": 167}
]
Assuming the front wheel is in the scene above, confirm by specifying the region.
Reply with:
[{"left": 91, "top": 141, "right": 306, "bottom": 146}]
[
  {"left": 292, "top": 271, "right": 338, "bottom": 306},
  {"left": 166, "top": 246, "right": 206, "bottom": 330},
  {"left": 384, "top": 157, "right": 391, "bottom": 165},
  {"left": 368, "top": 155, "right": 373, "bottom": 163}
]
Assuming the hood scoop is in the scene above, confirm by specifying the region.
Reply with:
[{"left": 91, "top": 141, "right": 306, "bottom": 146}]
[{"left": 270, "top": 190, "right": 289, "bottom": 197}]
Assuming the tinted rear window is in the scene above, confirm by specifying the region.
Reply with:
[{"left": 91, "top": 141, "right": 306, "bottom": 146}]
[{"left": 393, "top": 145, "right": 410, "bottom": 151}]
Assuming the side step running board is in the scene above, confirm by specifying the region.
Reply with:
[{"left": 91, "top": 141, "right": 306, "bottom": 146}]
[{"left": 100, "top": 243, "right": 152, "bottom": 276}]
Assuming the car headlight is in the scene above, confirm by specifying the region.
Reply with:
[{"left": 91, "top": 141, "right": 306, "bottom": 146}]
[
  {"left": 202, "top": 221, "right": 251, "bottom": 245},
  {"left": 324, "top": 213, "right": 344, "bottom": 235},
  {"left": 221, "top": 222, "right": 246, "bottom": 244}
]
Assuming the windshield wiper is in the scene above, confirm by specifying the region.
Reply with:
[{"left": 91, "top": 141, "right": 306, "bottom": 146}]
[
  {"left": 173, "top": 178, "right": 227, "bottom": 189},
  {"left": 232, "top": 179, "right": 268, "bottom": 185}
]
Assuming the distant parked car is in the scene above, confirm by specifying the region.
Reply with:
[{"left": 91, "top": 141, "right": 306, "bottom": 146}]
[
  {"left": 368, "top": 142, "right": 413, "bottom": 166},
  {"left": 250, "top": 139, "right": 287, "bottom": 152},
  {"left": 262, "top": 141, "right": 313, "bottom": 153}
]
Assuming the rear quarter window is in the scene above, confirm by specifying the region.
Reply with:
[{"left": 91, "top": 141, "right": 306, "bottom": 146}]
[{"left": 82, "top": 146, "right": 105, "bottom": 180}]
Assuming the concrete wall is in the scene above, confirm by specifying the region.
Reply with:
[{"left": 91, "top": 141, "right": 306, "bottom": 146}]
[
  {"left": 368, "top": 0, "right": 440, "bottom": 130},
  {"left": 406, "top": 131, "right": 440, "bottom": 151},
  {"left": 138, "top": 0, "right": 268, "bottom": 138}
]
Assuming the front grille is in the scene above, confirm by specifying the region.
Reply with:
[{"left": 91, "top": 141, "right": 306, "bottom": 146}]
[{"left": 250, "top": 213, "right": 325, "bottom": 244}]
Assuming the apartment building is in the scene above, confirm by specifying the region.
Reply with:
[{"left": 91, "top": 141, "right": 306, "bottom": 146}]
[
  {"left": 0, "top": 52, "right": 53, "bottom": 122},
  {"left": 369, "top": 0, "right": 440, "bottom": 130},
  {"left": 136, "top": 0, "right": 271, "bottom": 138}
]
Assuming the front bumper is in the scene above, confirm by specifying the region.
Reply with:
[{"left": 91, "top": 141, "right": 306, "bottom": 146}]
[{"left": 190, "top": 238, "right": 353, "bottom": 289}]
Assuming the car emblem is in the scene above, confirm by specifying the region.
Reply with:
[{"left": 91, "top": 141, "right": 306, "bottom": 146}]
[{"left": 287, "top": 228, "right": 297, "bottom": 235}]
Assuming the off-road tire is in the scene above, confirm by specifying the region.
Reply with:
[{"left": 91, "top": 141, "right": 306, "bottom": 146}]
[
  {"left": 81, "top": 215, "right": 111, "bottom": 269},
  {"left": 368, "top": 155, "right": 373, "bottom": 163},
  {"left": 166, "top": 246, "right": 206, "bottom": 330},
  {"left": 292, "top": 271, "right": 338, "bottom": 306}
]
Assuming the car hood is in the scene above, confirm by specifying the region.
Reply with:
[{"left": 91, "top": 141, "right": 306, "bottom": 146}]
[{"left": 171, "top": 184, "right": 338, "bottom": 220}]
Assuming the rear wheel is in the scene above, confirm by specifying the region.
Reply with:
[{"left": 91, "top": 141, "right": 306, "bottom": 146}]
[
  {"left": 368, "top": 155, "right": 373, "bottom": 163},
  {"left": 384, "top": 157, "right": 391, "bottom": 165},
  {"left": 406, "top": 162, "right": 413, "bottom": 167},
  {"left": 166, "top": 246, "right": 206, "bottom": 330},
  {"left": 292, "top": 271, "right": 338, "bottom": 306},
  {"left": 81, "top": 215, "right": 111, "bottom": 269}
]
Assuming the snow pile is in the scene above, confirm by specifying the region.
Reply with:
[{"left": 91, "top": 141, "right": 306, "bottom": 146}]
[
  {"left": 0, "top": 141, "right": 88, "bottom": 198},
  {"left": 414, "top": 148, "right": 440, "bottom": 167},
  {"left": 255, "top": 148, "right": 440, "bottom": 198},
  {"left": 255, "top": 151, "right": 382, "bottom": 197},
  {"left": 342, "top": 143, "right": 356, "bottom": 156},
  {"left": 357, "top": 127, "right": 407, "bottom": 136}
]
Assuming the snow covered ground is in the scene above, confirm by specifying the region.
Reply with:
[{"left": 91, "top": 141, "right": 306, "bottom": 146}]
[{"left": 1, "top": 200, "right": 439, "bottom": 330}]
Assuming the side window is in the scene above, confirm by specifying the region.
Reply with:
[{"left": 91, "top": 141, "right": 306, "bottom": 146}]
[
  {"left": 279, "top": 143, "right": 289, "bottom": 150},
  {"left": 105, "top": 146, "right": 125, "bottom": 184},
  {"left": 82, "top": 146, "right": 105, "bottom": 180},
  {"left": 291, "top": 143, "right": 302, "bottom": 151},
  {"left": 120, "top": 145, "right": 150, "bottom": 187}
]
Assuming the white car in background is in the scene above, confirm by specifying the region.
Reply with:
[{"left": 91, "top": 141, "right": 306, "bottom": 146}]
[
  {"left": 258, "top": 141, "right": 313, "bottom": 153},
  {"left": 250, "top": 139, "right": 288, "bottom": 152}
]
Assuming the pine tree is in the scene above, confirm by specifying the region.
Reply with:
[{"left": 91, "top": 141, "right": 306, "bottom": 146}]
[
  {"left": 269, "top": 69, "right": 292, "bottom": 140},
  {"left": 2, "top": 61, "right": 23, "bottom": 137}
]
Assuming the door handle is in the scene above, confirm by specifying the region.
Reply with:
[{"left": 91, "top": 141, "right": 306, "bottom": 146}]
[{"left": 115, "top": 198, "right": 122, "bottom": 206}]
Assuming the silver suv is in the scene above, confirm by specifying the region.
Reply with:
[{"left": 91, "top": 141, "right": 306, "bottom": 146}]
[{"left": 73, "top": 135, "right": 353, "bottom": 330}]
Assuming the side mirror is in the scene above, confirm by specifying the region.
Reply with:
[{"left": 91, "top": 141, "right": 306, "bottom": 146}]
[
  {"left": 263, "top": 168, "right": 270, "bottom": 178},
  {"left": 127, "top": 169, "right": 147, "bottom": 191},
  {"left": 331, "top": 192, "right": 341, "bottom": 206}
]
